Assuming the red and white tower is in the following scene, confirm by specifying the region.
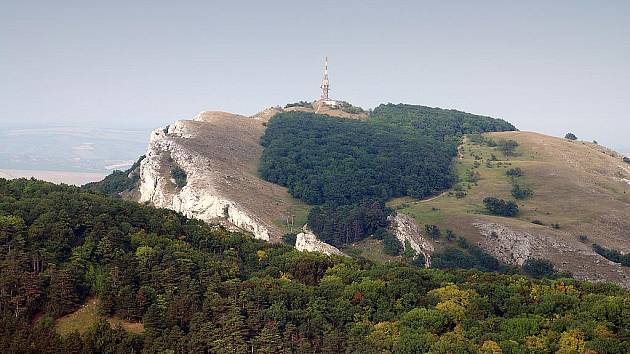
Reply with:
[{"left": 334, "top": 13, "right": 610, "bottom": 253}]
[{"left": 320, "top": 57, "right": 330, "bottom": 100}]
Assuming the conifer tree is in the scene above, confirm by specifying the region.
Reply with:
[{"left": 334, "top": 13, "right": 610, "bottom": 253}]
[{"left": 210, "top": 303, "right": 248, "bottom": 354}]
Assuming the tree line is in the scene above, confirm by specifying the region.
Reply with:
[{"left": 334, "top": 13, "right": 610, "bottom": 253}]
[{"left": 1, "top": 179, "right": 629, "bottom": 353}]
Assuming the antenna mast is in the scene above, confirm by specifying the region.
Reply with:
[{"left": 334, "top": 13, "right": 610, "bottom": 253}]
[{"left": 320, "top": 57, "right": 330, "bottom": 100}]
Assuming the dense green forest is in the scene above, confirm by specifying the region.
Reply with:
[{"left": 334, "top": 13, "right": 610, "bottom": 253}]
[
  {"left": 259, "top": 111, "right": 455, "bottom": 205},
  {"left": 368, "top": 104, "right": 516, "bottom": 143},
  {"left": 307, "top": 201, "right": 391, "bottom": 246},
  {"left": 83, "top": 156, "right": 145, "bottom": 195},
  {"left": 259, "top": 105, "right": 516, "bottom": 245},
  {"left": 1, "top": 179, "right": 629, "bottom": 353}
]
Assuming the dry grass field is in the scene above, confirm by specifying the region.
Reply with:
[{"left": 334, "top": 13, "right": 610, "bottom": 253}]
[
  {"left": 388, "top": 131, "right": 630, "bottom": 286},
  {"left": 55, "top": 298, "right": 144, "bottom": 335}
]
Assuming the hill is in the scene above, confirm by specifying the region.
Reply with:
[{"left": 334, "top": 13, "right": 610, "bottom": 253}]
[
  {"left": 88, "top": 102, "right": 630, "bottom": 288},
  {"left": 258, "top": 105, "right": 515, "bottom": 248},
  {"left": 1, "top": 178, "right": 630, "bottom": 353},
  {"left": 388, "top": 131, "right": 630, "bottom": 286}
]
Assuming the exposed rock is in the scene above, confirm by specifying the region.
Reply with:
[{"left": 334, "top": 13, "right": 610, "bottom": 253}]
[
  {"left": 135, "top": 107, "right": 371, "bottom": 244},
  {"left": 473, "top": 222, "right": 540, "bottom": 266},
  {"left": 137, "top": 116, "right": 286, "bottom": 241},
  {"left": 388, "top": 213, "right": 434, "bottom": 267},
  {"left": 615, "top": 177, "right": 630, "bottom": 186},
  {"left": 295, "top": 226, "right": 344, "bottom": 256},
  {"left": 474, "top": 221, "right": 630, "bottom": 288}
]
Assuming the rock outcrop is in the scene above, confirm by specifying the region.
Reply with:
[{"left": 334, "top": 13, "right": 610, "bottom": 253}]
[
  {"left": 474, "top": 221, "right": 630, "bottom": 288},
  {"left": 294, "top": 226, "right": 344, "bottom": 256},
  {"left": 137, "top": 111, "right": 298, "bottom": 241},
  {"left": 138, "top": 121, "right": 270, "bottom": 240},
  {"left": 135, "top": 106, "right": 369, "bottom": 243},
  {"left": 388, "top": 213, "right": 434, "bottom": 267}
]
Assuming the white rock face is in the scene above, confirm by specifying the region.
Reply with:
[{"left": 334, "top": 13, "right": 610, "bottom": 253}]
[
  {"left": 388, "top": 213, "right": 434, "bottom": 267},
  {"left": 473, "top": 221, "right": 630, "bottom": 288},
  {"left": 473, "top": 222, "right": 538, "bottom": 266},
  {"left": 138, "top": 120, "right": 271, "bottom": 241},
  {"left": 295, "top": 226, "right": 344, "bottom": 256}
]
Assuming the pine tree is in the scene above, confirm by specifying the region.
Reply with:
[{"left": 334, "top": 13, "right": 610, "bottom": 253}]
[
  {"left": 254, "top": 321, "right": 284, "bottom": 353},
  {"left": 143, "top": 303, "right": 166, "bottom": 339},
  {"left": 210, "top": 303, "right": 248, "bottom": 354},
  {"left": 47, "top": 267, "right": 80, "bottom": 317}
]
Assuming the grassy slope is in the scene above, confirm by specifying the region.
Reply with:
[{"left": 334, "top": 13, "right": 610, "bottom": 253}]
[
  {"left": 272, "top": 197, "right": 311, "bottom": 234},
  {"left": 55, "top": 298, "right": 144, "bottom": 335},
  {"left": 386, "top": 131, "right": 630, "bottom": 285},
  {"left": 343, "top": 238, "right": 402, "bottom": 264}
]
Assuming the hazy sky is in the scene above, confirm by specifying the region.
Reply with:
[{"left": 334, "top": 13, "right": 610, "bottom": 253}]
[{"left": 1, "top": 1, "right": 629, "bottom": 152}]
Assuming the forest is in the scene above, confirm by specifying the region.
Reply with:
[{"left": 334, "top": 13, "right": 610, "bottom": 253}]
[
  {"left": 368, "top": 104, "right": 516, "bottom": 143},
  {"left": 83, "top": 156, "right": 144, "bottom": 195},
  {"left": 259, "top": 105, "right": 516, "bottom": 245},
  {"left": 1, "top": 179, "right": 629, "bottom": 353},
  {"left": 259, "top": 111, "right": 455, "bottom": 206}
]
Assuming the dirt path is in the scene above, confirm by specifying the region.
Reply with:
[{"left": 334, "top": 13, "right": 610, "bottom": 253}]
[{"left": 416, "top": 192, "right": 448, "bottom": 203}]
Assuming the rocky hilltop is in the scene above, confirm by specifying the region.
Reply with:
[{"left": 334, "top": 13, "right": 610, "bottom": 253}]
[
  {"left": 120, "top": 103, "right": 630, "bottom": 288},
  {"left": 134, "top": 103, "right": 368, "bottom": 245},
  {"left": 137, "top": 110, "right": 284, "bottom": 241}
]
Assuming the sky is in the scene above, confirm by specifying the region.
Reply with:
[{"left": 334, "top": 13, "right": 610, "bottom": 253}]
[{"left": 1, "top": 0, "right": 629, "bottom": 153}]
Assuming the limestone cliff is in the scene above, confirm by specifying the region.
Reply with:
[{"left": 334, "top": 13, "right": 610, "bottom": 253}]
[
  {"left": 134, "top": 106, "right": 365, "bottom": 248},
  {"left": 388, "top": 213, "right": 434, "bottom": 267},
  {"left": 294, "top": 226, "right": 344, "bottom": 256},
  {"left": 137, "top": 111, "right": 297, "bottom": 241},
  {"left": 474, "top": 221, "right": 630, "bottom": 288}
]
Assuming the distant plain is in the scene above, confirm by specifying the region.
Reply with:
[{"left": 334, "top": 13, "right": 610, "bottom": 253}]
[{"left": 0, "top": 126, "right": 149, "bottom": 185}]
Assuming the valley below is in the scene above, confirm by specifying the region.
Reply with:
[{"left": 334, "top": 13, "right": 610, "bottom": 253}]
[{"left": 0, "top": 169, "right": 106, "bottom": 186}]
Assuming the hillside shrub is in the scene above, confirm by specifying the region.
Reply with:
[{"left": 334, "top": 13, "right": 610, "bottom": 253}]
[
  {"left": 468, "top": 134, "right": 497, "bottom": 147},
  {"left": 425, "top": 224, "right": 441, "bottom": 240},
  {"left": 432, "top": 244, "right": 506, "bottom": 273},
  {"left": 83, "top": 156, "right": 145, "bottom": 194},
  {"left": 382, "top": 232, "right": 402, "bottom": 256},
  {"left": 170, "top": 166, "right": 187, "bottom": 188},
  {"left": 565, "top": 133, "right": 578, "bottom": 140},
  {"left": 445, "top": 229, "right": 456, "bottom": 241},
  {"left": 511, "top": 184, "right": 534, "bottom": 200},
  {"left": 483, "top": 197, "right": 519, "bottom": 217},
  {"left": 466, "top": 170, "right": 481, "bottom": 183},
  {"left": 497, "top": 139, "right": 519, "bottom": 156},
  {"left": 593, "top": 243, "right": 630, "bottom": 266},
  {"left": 282, "top": 233, "right": 298, "bottom": 246},
  {"left": 307, "top": 201, "right": 390, "bottom": 246},
  {"left": 522, "top": 258, "right": 555, "bottom": 278},
  {"left": 506, "top": 167, "right": 523, "bottom": 178},
  {"left": 337, "top": 101, "right": 365, "bottom": 114},
  {"left": 284, "top": 101, "right": 313, "bottom": 109}
]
